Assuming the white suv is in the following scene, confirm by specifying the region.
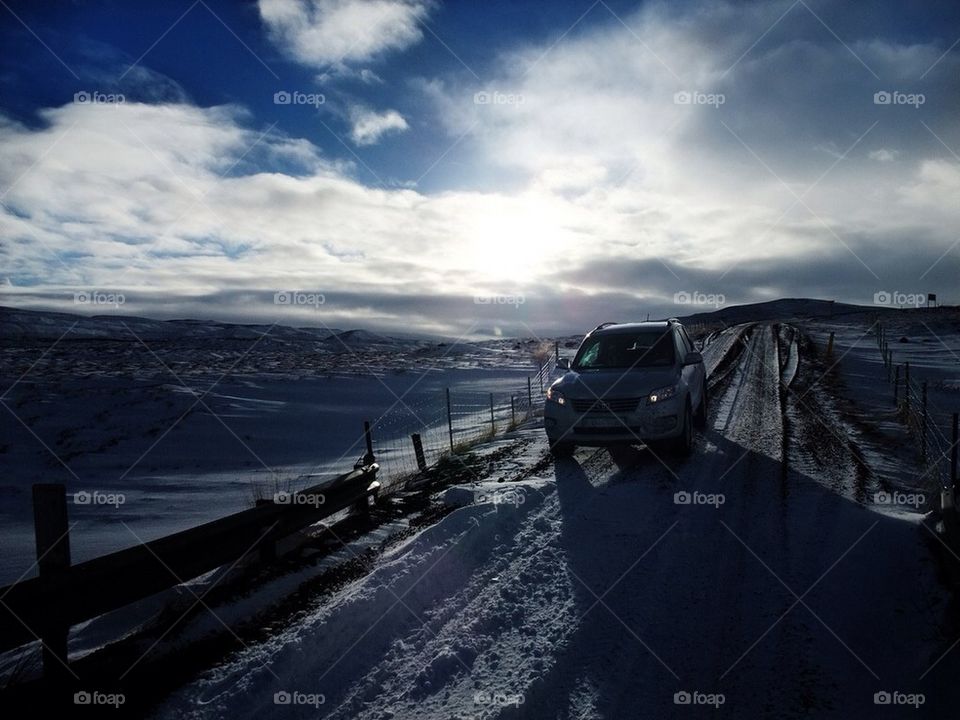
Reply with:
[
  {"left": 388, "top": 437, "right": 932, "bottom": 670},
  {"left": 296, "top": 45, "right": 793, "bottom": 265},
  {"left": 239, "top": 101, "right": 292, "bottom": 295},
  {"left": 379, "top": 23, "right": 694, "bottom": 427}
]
[{"left": 544, "top": 320, "right": 707, "bottom": 456}]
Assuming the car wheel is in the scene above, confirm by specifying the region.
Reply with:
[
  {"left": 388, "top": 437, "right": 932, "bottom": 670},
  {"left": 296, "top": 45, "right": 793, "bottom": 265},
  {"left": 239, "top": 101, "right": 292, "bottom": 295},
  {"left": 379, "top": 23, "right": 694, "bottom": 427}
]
[
  {"left": 671, "top": 403, "right": 693, "bottom": 456},
  {"left": 694, "top": 381, "right": 708, "bottom": 429},
  {"left": 550, "top": 440, "right": 575, "bottom": 457}
]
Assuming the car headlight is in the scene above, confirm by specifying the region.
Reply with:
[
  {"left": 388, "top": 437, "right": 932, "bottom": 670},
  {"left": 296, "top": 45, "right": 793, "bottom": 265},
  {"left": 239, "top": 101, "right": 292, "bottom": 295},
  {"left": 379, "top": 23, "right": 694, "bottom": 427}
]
[
  {"left": 647, "top": 385, "right": 676, "bottom": 404},
  {"left": 546, "top": 387, "right": 566, "bottom": 405}
]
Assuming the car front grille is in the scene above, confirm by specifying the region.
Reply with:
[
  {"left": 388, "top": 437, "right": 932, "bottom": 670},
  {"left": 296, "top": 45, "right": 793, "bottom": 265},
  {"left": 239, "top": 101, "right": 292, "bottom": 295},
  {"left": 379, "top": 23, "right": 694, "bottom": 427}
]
[
  {"left": 573, "top": 425, "right": 644, "bottom": 435},
  {"left": 570, "top": 397, "right": 641, "bottom": 414}
]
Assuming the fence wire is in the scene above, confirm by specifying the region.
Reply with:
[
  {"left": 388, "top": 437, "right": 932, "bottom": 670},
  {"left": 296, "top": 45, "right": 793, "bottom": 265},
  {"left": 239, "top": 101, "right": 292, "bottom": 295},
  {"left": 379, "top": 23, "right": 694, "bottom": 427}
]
[
  {"left": 874, "top": 321, "right": 958, "bottom": 490},
  {"left": 367, "top": 356, "right": 557, "bottom": 492}
]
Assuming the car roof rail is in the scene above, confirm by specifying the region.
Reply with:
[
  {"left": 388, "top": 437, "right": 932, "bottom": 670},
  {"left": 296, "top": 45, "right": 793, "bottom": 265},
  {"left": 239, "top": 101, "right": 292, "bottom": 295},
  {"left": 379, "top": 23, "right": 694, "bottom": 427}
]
[
  {"left": 592, "top": 321, "right": 620, "bottom": 332},
  {"left": 667, "top": 317, "right": 680, "bottom": 323}
]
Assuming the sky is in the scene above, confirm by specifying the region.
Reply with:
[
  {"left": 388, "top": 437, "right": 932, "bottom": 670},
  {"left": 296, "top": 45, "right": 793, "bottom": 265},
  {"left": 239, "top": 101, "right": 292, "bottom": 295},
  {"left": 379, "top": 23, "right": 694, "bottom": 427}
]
[{"left": 0, "top": 0, "right": 958, "bottom": 337}]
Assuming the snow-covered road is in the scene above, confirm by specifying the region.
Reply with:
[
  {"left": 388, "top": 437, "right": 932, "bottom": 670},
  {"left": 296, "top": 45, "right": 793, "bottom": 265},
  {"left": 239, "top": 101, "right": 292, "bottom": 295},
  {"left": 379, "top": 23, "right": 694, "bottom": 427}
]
[{"left": 156, "top": 323, "right": 959, "bottom": 719}]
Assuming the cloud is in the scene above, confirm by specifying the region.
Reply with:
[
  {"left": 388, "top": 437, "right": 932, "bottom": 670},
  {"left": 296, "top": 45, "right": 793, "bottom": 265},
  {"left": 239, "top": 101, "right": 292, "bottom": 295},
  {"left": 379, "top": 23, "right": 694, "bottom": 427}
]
[
  {"left": 359, "top": 69, "right": 384, "bottom": 85},
  {"left": 348, "top": 106, "right": 409, "bottom": 145},
  {"left": 868, "top": 149, "right": 898, "bottom": 162},
  {"left": 2, "top": 0, "right": 959, "bottom": 336},
  {"left": 423, "top": 0, "right": 960, "bottom": 282},
  {"left": 258, "top": 0, "right": 432, "bottom": 68}
]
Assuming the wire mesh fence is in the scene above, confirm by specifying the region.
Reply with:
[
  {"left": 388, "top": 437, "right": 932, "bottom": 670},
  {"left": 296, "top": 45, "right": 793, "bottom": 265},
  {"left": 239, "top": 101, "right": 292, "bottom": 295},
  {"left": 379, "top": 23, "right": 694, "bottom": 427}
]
[
  {"left": 366, "top": 355, "right": 558, "bottom": 492},
  {"left": 875, "top": 321, "right": 959, "bottom": 492}
]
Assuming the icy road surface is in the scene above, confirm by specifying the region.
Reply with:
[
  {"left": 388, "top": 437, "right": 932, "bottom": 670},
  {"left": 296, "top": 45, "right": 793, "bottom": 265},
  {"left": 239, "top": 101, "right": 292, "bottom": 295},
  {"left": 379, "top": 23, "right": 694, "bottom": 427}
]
[{"left": 156, "top": 323, "right": 959, "bottom": 719}]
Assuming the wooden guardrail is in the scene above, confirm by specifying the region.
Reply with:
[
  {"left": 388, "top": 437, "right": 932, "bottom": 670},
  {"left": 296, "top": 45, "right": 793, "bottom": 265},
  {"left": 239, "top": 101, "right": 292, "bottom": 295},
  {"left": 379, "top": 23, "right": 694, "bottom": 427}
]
[{"left": 0, "top": 423, "right": 381, "bottom": 680}]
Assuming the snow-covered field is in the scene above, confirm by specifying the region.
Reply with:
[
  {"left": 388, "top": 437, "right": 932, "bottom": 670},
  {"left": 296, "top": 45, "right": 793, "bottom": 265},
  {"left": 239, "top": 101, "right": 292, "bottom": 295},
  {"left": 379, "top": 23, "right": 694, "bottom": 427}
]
[
  {"left": 0, "top": 307, "right": 553, "bottom": 584},
  {"left": 140, "top": 317, "right": 960, "bottom": 719}
]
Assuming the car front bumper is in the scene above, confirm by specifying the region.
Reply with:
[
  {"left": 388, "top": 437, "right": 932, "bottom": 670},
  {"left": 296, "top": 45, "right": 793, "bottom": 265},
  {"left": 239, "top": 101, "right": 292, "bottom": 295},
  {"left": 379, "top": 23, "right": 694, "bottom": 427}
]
[{"left": 543, "top": 397, "right": 683, "bottom": 446}]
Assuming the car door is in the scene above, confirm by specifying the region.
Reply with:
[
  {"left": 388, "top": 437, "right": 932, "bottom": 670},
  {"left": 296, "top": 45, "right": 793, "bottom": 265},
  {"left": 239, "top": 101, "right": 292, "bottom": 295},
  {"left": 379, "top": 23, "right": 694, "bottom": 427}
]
[
  {"left": 679, "top": 327, "right": 705, "bottom": 405},
  {"left": 675, "top": 328, "right": 701, "bottom": 409}
]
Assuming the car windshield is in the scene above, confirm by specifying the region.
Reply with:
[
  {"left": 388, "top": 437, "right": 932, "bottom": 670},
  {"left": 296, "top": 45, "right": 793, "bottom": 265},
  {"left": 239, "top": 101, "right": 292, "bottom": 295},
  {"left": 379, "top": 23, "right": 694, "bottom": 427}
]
[{"left": 573, "top": 330, "right": 675, "bottom": 370}]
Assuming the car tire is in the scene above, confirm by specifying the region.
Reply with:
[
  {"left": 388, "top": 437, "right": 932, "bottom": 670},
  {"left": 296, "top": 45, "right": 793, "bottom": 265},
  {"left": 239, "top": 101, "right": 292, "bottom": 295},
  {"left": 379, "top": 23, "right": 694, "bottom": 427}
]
[
  {"left": 670, "top": 403, "right": 693, "bottom": 456},
  {"left": 693, "top": 380, "right": 708, "bottom": 429},
  {"left": 550, "top": 440, "right": 575, "bottom": 457}
]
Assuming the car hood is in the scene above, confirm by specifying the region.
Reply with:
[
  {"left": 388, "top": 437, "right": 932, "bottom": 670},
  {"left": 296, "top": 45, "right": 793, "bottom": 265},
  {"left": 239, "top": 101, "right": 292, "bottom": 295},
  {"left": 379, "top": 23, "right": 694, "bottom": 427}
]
[{"left": 552, "top": 367, "right": 680, "bottom": 399}]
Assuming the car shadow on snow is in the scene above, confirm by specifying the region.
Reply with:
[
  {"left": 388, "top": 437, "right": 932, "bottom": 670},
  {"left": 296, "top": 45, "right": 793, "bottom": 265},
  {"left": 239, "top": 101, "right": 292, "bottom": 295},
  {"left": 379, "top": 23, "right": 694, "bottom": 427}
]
[{"left": 499, "top": 433, "right": 960, "bottom": 719}]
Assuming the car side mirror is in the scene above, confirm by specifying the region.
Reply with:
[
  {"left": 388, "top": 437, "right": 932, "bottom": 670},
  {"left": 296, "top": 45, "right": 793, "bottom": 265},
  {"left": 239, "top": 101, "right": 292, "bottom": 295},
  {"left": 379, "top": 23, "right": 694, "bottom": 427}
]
[
  {"left": 683, "top": 351, "right": 703, "bottom": 366},
  {"left": 557, "top": 358, "right": 571, "bottom": 370}
]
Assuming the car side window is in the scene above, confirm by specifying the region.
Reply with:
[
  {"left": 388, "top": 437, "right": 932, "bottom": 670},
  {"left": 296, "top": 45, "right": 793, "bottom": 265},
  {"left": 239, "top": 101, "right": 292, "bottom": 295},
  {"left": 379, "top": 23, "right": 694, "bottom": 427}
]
[{"left": 680, "top": 328, "right": 694, "bottom": 353}]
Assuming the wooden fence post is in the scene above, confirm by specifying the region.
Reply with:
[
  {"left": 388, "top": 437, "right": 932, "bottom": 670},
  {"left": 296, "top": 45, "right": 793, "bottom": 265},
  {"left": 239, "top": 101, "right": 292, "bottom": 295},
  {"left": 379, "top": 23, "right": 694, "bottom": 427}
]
[
  {"left": 259, "top": 527, "right": 277, "bottom": 564},
  {"left": 952, "top": 413, "right": 958, "bottom": 494},
  {"left": 363, "top": 420, "right": 375, "bottom": 466},
  {"left": 489, "top": 393, "right": 495, "bottom": 433},
  {"left": 894, "top": 365, "right": 900, "bottom": 406},
  {"left": 32, "top": 483, "right": 71, "bottom": 682},
  {"left": 905, "top": 362, "right": 911, "bottom": 415},
  {"left": 446, "top": 388, "right": 454, "bottom": 452},
  {"left": 921, "top": 382, "right": 928, "bottom": 461},
  {"left": 411, "top": 433, "right": 427, "bottom": 471},
  {"left": 826, "top": 332, "right": 834, "bottom": 358},
  {"left": 527, "top": 377, "right": 532, "bottom": 412},
  {"left": 510, "top": 395, "right": 516, "bottom": 426}
]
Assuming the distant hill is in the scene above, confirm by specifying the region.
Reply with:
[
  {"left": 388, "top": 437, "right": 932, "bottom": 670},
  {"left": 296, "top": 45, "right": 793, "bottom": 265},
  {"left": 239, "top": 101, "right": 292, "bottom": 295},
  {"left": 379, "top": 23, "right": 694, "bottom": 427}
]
[
  {"left": 0, "top": 306, "right": 347, "bottom": 343},
  {"left": 671, "top": 298, "right": 892, "bottom": 326},
  {"left": 3, "top": 299, "right": 950, "bottom": 345},
  {"left": 321, "top": 329, "right": 399, "bottom": 347}
]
